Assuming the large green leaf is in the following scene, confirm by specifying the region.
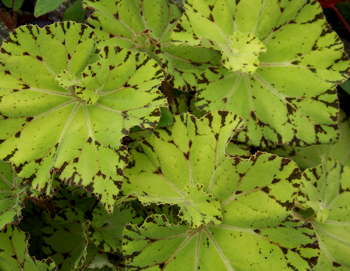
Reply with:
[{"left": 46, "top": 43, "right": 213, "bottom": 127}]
[
  {"left": 0, "top": 22, "right": 166, "bottom": 211},
  {"left": 298, "top": 159, "right": 350, "bottom": 270},
  {"left": 122, "top": 151, "right": 321, "bottom": 270},
  {"left": 0, "top": 161, "right": 26, "bottom": 229},
  {"left": 0, "top": 225, "right": 56, "bottom": 270},
  {"left": 84, "top": 0, "right": 222, "bottom": 89},
  {"left": 172, "top": 0, "right": 350, "bottom": 146},
  {"left": 124, "top": 111, "right": 243, "bottom": 227}
]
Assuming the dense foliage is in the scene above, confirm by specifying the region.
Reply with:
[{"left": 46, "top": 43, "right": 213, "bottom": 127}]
[{"left": 0, "top": 0, "right": 349, "bottom": 270}]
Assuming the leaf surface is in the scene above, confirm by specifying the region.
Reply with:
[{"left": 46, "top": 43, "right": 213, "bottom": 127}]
[
  {"left": 89, "top": 202, "right": 144, "bottom": 253},
  {"left": 122, "top": 151, "right": 320, "bottom": 271},
  {"left": 271, "top": 111, "right": 350, "bottom": 169},
  {"left": 0, "top": 161, "right": 26, "bottom": 229},
  {"left": 0, "top": 225, "right": 56, "bottom": 271},
  {"left": 172, "top": 0, "right": 350, "bottom": 146},
  {"left": 299, "top": 159, "right": 350, "bottom": 270},
  {"left": 124, "top": 111, "right": 243, "bottom": 227},
  {"left": 34, "top": 0, "right": 65, "bottom": 17},
  {"left": 0, "top": 22, "right": 166, "bottom": 211},
  {"left": 84, "top": 0, "right": 222, "bottom": 89}
]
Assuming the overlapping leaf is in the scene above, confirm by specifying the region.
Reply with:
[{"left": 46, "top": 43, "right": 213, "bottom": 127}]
[
  {"left": 89, "top": 202, "right": 144, "bottom": 253},
  {"left": 0, "top": 225, "right": 56, "bottom": 270},
  {"left": 0, "top": 161, "right": 27, "bottom": 229},
  {"left": 20, "top": 185, "right": 96, "bottom": 271},
  {"left": 122, "top": 150, "right": 322, "bottom": 271},
  {"left": 0, "top": 21, "right": 166, "bottom": 211},
  {"left": 124, "top": 111, "right": 243, "bottom": 227},
  {"left": 271, "top": 111, "right": 350, "bottom": 169},
  {"left": 298, "top": 159, "right": 350, "bottom": 270},
  {"left": 172, "top": 0, "right": 350, "bottom": 146},
  {"left": 84, "top": 0, "right": 222, "bottom": 89}
]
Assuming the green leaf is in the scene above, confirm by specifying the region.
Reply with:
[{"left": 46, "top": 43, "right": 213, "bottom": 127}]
[
  {"left": 340, "top": 79, "right": 350, "bottom": 95},
  {"left": 172, "top": 0, "right": 350, "bottom": 147},
  {"left": 299, "top": 159, "right": 350, "bottom": 270},
  {"left": 64, "top": 0, "right": 86, "bottom": 22},
  {"left": 83, "top": 0, "right": 222, "bottom": 90},
  {"left": 270, "top": 111, "right": 350, "bottom": 169},
  {"left": 0, "top": 22, "right": 166, "bottom": 211},
  {"left": 2, "top": 0, "right": 24, "bottom": 10},
  {"left": 84, "top": 0, "right": 181, "bottom": 55},
  {"left": 0, "top": 161, "right": 26, "bottom": 230},
  {"left": 226, "top": 141, "right": 251, "bottom": 157},
  {"left": 0, "top": 225, "right": 56, "bottom": 270},
  {"left": 41, "top": 219, "right": 89, "bottom": 271},
  {"left": 20, "top": 185, "right": 96, "bottom": 271},
  {"left": 89, "top": 202, "right": 144, "bottom": 253},
  {"left": 157, "top": 107, "right": 173, "bottom": 128},
  {"left": 34, "top": 0, "right": 65, "bottom": 17},
  {"left": 124, "top": 111, "right": 243, "bottom": 228},
  {"left": 122, "top": 151, "right": 320, "bottom": 270}
]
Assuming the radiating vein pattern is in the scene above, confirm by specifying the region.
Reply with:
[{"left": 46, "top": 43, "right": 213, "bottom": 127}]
[
  {"left": 171, "top": 0, "right": 350, "bottom": 147},
  {"left": 0, "top": 22, "right": 166, "bottom": 211}
]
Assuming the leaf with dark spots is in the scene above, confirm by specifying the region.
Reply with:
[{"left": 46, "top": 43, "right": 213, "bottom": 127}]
[
  {"left": 300, "top": 158, "right": 350, "bottom": 270},
  {"left": 124, "top": 111, "right": 243, "bottom": 228},
  {"left": 172, "top": 0, "right": 349, "bottom": 147},
  {"left": 122, "top": 148, "right": 316, "bottom": 271},
  {"left": 0, "top": 21, "right": 166, "bottom": 212},
  {"left": 0, "top": 161, "right": 27, "bottom": 230}
]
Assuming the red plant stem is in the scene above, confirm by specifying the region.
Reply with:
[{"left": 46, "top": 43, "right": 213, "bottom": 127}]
[{"left": 330, "top": 4, "right": 350, "bottom": 34}]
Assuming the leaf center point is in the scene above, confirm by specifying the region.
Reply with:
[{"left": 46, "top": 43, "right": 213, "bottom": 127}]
[{"left": 221, "top": 31, "right": 266, "bottom": 74}]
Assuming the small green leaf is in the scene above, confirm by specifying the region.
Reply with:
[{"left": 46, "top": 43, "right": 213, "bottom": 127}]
[
  {"left": 340, "top": 79, "right": 350, "bottom": 95},
  {"left": 0, "top": 225, "right": 56, "bottom": 270},
  {"left": 64, "top": 0, "right": 86, "bottom": 22},
  {"left": 89, "top": 202, "right": 144, "bottom": 253},
  {"left": 157, "top": 107, "right": 173, "bottom": 128},
  {"left": 34, "top": 0, "right": 65, "bottom": 17},
  {"left": 299, "top": 159, "right": 350, "bottom": 270},
  {"left": 2, "top": 0, "right": 24, "bottom": 10},
  {"left": 270, "top": 111, "right": 350, "bottom": 169},
  {"left": 0, "top": 161, "right": 26, "bottom": 230},
  {"left": 20, "top": 185, "right": 96, "bottom": 271}
]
